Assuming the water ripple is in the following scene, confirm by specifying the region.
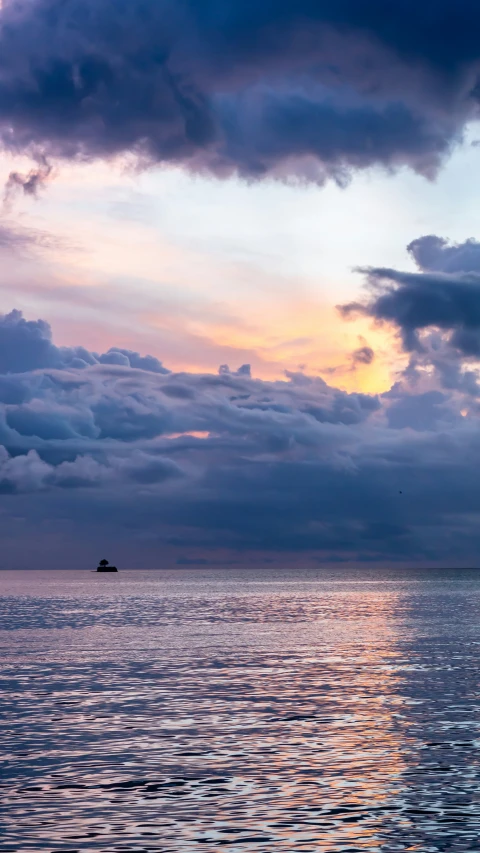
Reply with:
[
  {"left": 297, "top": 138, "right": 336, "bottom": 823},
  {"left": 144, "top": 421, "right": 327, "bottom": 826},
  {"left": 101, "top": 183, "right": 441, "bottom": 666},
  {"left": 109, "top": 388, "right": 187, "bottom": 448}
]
[{"left": 1, "top": 568, "right": 480, "bottom": 851}]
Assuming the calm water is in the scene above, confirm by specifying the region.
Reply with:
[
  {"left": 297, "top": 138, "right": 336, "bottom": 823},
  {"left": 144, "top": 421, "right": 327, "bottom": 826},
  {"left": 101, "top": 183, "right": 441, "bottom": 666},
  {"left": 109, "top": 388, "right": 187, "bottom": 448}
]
[{"left": 1, "top": 568, "right": 480, "bottom": 852}]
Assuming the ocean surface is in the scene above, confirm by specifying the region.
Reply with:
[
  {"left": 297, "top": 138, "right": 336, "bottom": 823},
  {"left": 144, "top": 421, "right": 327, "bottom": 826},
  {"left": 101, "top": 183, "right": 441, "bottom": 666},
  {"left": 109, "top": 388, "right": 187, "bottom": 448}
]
[{"left": 1, "top": 568, "right": 480, "bottom": 852}]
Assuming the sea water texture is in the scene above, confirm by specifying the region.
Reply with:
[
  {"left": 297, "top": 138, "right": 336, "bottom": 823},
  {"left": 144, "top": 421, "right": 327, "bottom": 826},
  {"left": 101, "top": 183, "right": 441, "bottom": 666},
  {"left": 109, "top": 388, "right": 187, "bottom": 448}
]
[{"left": 1, "top": 568, "right": 480, "bottom": 852}]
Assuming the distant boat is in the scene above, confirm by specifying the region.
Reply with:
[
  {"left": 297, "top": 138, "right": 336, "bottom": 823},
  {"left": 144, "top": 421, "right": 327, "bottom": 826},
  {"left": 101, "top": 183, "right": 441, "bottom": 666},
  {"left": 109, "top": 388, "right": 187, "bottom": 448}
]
[{"left": 96, "top": 559, "right": 118, "bottom": 573}]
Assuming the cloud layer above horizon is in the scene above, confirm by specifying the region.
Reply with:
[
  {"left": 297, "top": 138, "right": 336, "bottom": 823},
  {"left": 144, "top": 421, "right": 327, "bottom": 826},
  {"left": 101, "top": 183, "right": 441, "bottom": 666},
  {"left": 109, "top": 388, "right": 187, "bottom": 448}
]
[
  {"left": 1, "top": 0, "right": 480, "bottom": 183},
  {"left": 3, "top": 230, "right": 480, "bottom": 569}
]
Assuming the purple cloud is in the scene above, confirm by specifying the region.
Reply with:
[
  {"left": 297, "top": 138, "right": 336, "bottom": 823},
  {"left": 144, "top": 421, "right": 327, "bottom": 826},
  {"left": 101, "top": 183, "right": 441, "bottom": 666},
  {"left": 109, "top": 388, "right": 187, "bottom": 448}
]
[
  {"left": 1, "top": 300, "right": 480, "bottom": 567},
  {"left": 0, "top": 1, "right": 478, "bottom": 183},
  {"left": 339, "top": 236, "right": 480, "bottom": 355}
]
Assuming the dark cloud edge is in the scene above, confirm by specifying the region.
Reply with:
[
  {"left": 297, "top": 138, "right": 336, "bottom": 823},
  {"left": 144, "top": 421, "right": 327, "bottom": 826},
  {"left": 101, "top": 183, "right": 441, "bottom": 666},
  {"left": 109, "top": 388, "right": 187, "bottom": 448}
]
[{"left": 0, "top": 0, "right": 480, "bottom": 188}]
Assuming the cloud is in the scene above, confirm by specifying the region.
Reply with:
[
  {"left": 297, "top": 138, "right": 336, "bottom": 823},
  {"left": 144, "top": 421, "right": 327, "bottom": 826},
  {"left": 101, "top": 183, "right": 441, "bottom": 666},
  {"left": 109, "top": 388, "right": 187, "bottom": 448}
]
[
  {"left": 0, "top": 222, "right": 54, "bottom": 253},
  {"left": 383, "top": 389, "right": 460, "bottom": 431},
  {"left": 339, "top": 236, "right": 480, "bottom": 355},
  {"left": 351, "top": 345, "right": 375, "bottom": 366},
  {"left": 0, "top": 309, "right": 170, "bottom": 374},
  {"left": 0, "top": 447, "right": 51, "bottom": 493},
  {"left": 407, "top": 235, "right": 480, "bottom": 274},
  {"left": 2, "top": 300, "right": 480, "bottom": 567},
  {"left": 0, "top": 309, "right": 60, "bottom": 373},
  {"left": 4, "top": 155, "right": 53, "bottom": 207},
  {"left": 0, "top": 1, "right": 478, "bottom": 183}
]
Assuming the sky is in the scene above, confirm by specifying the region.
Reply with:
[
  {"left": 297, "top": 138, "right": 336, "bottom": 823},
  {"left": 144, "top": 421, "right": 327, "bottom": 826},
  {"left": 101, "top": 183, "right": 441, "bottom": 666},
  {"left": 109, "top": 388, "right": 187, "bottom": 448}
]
[{"left": 3, "top": 0, "right": 480, "bottom": 567}]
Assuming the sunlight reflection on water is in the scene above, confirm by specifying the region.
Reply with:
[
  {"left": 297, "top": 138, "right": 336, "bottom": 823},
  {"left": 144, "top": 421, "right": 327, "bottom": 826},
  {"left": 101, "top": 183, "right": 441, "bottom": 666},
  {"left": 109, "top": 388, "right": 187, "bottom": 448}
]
[{"left": 1, "top": 568, "right": 480, "bottom": 851}]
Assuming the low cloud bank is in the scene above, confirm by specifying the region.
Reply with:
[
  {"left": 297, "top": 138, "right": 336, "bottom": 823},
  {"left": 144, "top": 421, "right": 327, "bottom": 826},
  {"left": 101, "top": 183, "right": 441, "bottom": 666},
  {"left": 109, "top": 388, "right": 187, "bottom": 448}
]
[{"left": 3, "top": 238, "right": 480, "bottom": 567}]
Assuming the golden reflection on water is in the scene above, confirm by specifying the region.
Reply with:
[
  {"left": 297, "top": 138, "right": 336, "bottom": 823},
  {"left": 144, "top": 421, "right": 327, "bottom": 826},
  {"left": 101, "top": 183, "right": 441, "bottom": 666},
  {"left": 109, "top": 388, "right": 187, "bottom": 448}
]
[
  {"left": 2, "top": 569, "right": 480, "bottom": 852},
  {"left": 255, "top": 593, "right": 409, "bottom": 850}
]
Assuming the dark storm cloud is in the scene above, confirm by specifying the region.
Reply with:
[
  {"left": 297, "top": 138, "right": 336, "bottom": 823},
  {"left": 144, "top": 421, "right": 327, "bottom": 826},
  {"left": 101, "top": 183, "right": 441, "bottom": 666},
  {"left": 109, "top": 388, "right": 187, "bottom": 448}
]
[
  {"left": 0, "top": 0, "right": 479, "bottom": 181},
  {"left": 407, "top": 235, "right": 480, "bottom": 274},
  {"left": 3, "top": 302, "right": 480, "bottom": 566},
  {"left": 339, "top": 236, "right": 480, "bottom": 355}
]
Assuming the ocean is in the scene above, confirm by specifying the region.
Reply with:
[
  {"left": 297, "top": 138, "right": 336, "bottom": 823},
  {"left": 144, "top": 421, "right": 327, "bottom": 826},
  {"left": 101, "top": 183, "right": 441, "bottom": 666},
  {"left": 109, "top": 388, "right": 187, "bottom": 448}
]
[{"left": 1, "top": 567, "right": 480, "bottom": 852}]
